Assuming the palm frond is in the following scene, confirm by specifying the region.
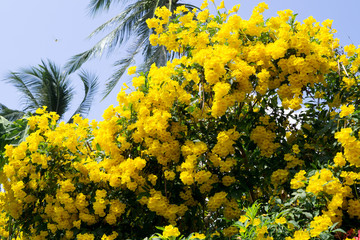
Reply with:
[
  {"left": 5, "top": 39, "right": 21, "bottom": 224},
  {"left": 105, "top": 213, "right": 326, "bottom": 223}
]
[
  {"left": 0, "top": 115, "right": 11, "bottom": 131},
  {"left": 54, "top": 76, "right": 74, "bottom": 118},
  {"left": 69, "top": 0, "right": 199, "bottom": 98},
  {"left": 37, "top": 60, "right": 60, "bottom": 112},
  {"left": 67, "top": 1, "right": 149, "bottom": 74},
  {"left": 65, "top": 14, "right": 135, "bottom": 74},
  {"left": 88, "top": 0, "right": 123, "bottom": 16},
  {"left": 65, "top": 50, "right": 95, "bottom": 75},
  {"left": 3, "top": 59, "right": 99, "bottom": 122},
  {"left": 102, "top": 38, "right": 145, "bottom": 99},
  {"left": 0, "top": 103, "right": 25, "bottom": 121},
  {"left": 102, "top": 55, "right": 136, "bottom": 100},
  {"left": 139, "top": 44, "right": 170, "bottom": 75},
  {"left": 5, "top": 69, "right": 42, "bottom": 112},
  {"left": 69, "top": 70, "right": 99, "bottom": 122},
  {"left": 35, "top": 60, "right": 74, "bottom": 118},
  {"left": 87, "top": 6, "right": 134, "bottom": 38}
]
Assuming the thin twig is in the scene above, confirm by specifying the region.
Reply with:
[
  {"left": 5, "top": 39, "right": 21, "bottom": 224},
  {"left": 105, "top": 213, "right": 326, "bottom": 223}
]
[
  {"left": 341, "top": 63, "right": 349, "bottom": 77},
  {"left": 337, "top": 60, "right": 342, "bottom": 82}
]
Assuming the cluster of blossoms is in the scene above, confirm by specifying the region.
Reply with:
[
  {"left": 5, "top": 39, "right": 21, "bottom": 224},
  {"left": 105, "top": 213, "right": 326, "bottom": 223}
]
[
  {"left": 2, "top": 0, "right": 360, "bottom": 239},
  {"left": 0, "top": 110, "right": 129, "bottom": 239}
]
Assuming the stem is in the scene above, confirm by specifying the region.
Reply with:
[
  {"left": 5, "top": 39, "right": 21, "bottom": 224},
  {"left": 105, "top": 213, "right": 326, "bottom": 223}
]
[
  {"left": 201, "top": 84, "right": 205, "bottom": 114},
  {"left": 152, "top": 0, "right": 160, "bottom": 18},
  {"left": 337, "top": 60, "right": 342, "bottom": 82},
  {"left": 238, "top": 96, "right": 260, "bottom": 123},
  {"left": 341, "top": 62, "right": 349, "bottom": 77},
  {"left": 238, "top": 144, "right": 255, "bottom": 203},
  {"left": 86, "top": 141, "right": 93, "bottom": 152},
  {"left": 354, "top": 183, "right": 359, "bottom": 199},
  {"left": 164, "top": 177, "right": 168, "bottom": 198}
]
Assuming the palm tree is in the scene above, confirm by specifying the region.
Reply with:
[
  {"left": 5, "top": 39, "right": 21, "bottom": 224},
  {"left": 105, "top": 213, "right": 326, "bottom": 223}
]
[
  {"left": 66, "top": 0, "right": 197, "bottom": 98},
  {"left": 0, "top": 59, "right": 99, "bottom": 123}
]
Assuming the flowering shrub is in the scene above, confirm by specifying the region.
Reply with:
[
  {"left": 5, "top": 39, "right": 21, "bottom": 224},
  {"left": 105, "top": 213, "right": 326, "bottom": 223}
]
[{"left": 2, "top": 0, "right": 360, "bottom": 239}]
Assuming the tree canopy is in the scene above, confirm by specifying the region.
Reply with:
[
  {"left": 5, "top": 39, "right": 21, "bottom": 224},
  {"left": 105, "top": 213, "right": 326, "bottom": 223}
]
[
  {"left": 66, "top": 0, "right": 197, "bottom": 98},
  {"left": 1, "top": 1, "right": 360, "bottom": 240},
  {"left": 0, "top": 60, "right": 99, "bottom": 123}
]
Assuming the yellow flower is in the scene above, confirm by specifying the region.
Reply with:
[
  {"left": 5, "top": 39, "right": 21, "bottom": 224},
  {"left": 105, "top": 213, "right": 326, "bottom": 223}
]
[
  {"left": 180, "top": 171, "right": 194, "bottom": 185},
  {"left": 340, "top": 104, "right": 355, "bottom": 118},
  {"left": 77, "top": 233, "right": 95, "bottom": 240},
  {"left": 333, "top": 152, "right": 346, "bottom": 167},
  {"left": 290, "top": 170, "right": 307, "bottom": 189},
  {"left": 252, "top": 218, "right": 261, "bottom": 226},
  {"left": 254, "top": 2, "right": 269, "bottom": 13},
  {"left": 222, "top": 175, "right": 236, "bottom": 186},
  {"left": 293, "top": 230, "right": 310, "bottom": 240},
  {"left": 271, "top": 169, "right": 289, "bottom": 187},
  {"left": 217, "top": 1, "right": 225, "bottom": 10},
  {"left": 223, "top": 226, "right": 238, "bottom": 237},
  {"left": 197, "top": 9, "right": 210, "bottom": 23},
  {"left": 163, "top": 225, "right": 181, "bottom": 238},
  {"left": 228, "top": 4, "right": 240, "bottom": 14},
  {"left": 164, "top": 170, "right": 176, "bottom": 180},
  {"left": 200, "top": 0, "right": 208, "bottom": 10},
  {"left": 35, "top": 106, "right": 47, "bottom": 114},
  {"left": 239, "top": 215, "right": 248, "bottom": 223},
  {"left": 344, "top": 44, "right": 356, "bottom": 56},
  {"left": 275, "top": 216, "right": 287, "bottom": 224},
  {"left": 292, "top": 144, "right": 300, "bottom": 154},
  {"left": 148, "top": 174, "right": 158, "bottom": 185},
  {"left": 309, "top": 215, "right": 332, "bottom": 237},
  {"left": 190, "top": 233, "right": 206, "bottom": 239},
  {"left": 127, "top": 66, "right": 137, "bottom": 75},
  {"left": 175, "top": 5, "right": 189, "bottom": 14},
  {"left": 101, "top": 231, "right": 119, "bottom": 240}
]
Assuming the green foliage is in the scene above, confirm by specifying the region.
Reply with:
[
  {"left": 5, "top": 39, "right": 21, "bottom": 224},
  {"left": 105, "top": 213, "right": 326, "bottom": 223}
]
[
  {"left": 1, "top": 60, "right": 98, "bottom": 123},
  {"left": 0, "top": 116, "right": 28, "bottom": 170},
  {"left": 1, "top": 2, "right": 360, "bottom": 240},
  {"left": 66, "top": 0, "right": 198, "bottom": 98}
]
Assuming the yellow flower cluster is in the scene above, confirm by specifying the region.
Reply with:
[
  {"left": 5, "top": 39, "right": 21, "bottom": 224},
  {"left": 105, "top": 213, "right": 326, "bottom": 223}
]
[
  {"left": 270, "top": 169, "right": 289, "bottom": 187},
  {"left": 339, "top": 104, "right": 355, "bottom": 118},
  {"left": 190, "top": 232, "right": 206, "bottom": 239},
  {"left": 341, "top": 43, "right": 360, "bottom": 76},
  {"left": 163, "top": 225, "right": 181, "bottom": 238},
  {"left": 0, "top": 0, "right": 354, "bottom": 239},
  {"left": 207, "top": 191, "right": 227, "bottom": 211},
  {"left": 250, "top": 126, "right": 279, "bottom": 157},
  {"left": 286, "top": 126, "right": 360, "bottom": 230},
  {"left": 147, "top": 1, "right": 337, "bottom": 115},
  {"left": 309, "top": 215, "right": 333, "bottom": 237},
  {"left": 307, "top": 169, "right": 345, "bottom": 192},
  {"left": 146, "top": 190, "right": 188, "bottom": 225},
  {"left": 0, "top": 112, "right": 129, "bottom": 239},
  {"left": 335, "top": 128, "right": 360, "bottom": 167},
  {"left": 285, "top": 230, "right": 310, "bottom": 240},
  {"left": 290, "top": 170, "right": 307, "bottom": 189},
  {"left": 284, "top": 153, "right": 304, "bottom": 169},
  {"left": 212, "top": 128, "right": 240, "bottom": 158}
]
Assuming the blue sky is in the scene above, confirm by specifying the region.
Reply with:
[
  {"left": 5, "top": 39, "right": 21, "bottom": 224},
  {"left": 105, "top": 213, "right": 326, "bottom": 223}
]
[{"left": 1, "top": 0, "right": 359, "bottom": 121}]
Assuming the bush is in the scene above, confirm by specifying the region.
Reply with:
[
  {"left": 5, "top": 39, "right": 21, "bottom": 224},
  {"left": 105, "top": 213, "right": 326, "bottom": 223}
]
[{"left": 1, "top": 1, "right": 360, "bottom": 239}]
